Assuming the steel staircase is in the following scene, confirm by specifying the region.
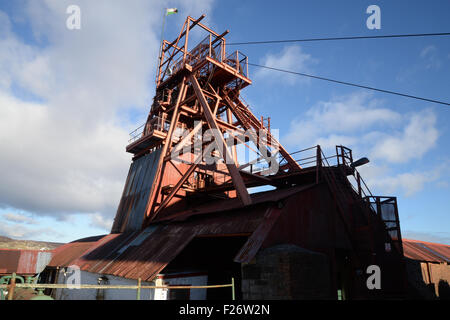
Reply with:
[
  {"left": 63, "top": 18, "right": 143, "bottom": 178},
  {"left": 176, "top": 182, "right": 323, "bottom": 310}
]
[{"left": 317, "top": 147, "right": 406, "bottom": 298}]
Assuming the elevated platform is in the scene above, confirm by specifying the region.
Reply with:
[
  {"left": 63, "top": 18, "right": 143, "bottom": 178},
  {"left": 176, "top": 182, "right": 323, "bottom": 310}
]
[{"left": 126, "top": 130, "right": 166, "bottom": 154}]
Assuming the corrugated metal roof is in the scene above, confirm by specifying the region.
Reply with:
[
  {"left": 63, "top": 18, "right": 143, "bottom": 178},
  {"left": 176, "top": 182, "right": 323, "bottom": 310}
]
[
  {"left": 35, "top": 251, "right": 52, "bottom": 273},
  {"left": 0, "top": 250, "right": 20, "bottom": 274},
  {"left": 79, "top": 204, "right": 271, "bottom": 281},
  {"left": 48, "top": 235, "right": 106, "bottom": 268},
  {"left": 46, "top": 185, "right": 318, "bottom": 281},
  {"left": 0, "top": 249, "right": 52, "bottom": 275},
  {"left": 403, "top": 239, "right": 450, "bottom": 263},
  {"left": 48, "top": 202, "right": 275, "bottom": 281}
]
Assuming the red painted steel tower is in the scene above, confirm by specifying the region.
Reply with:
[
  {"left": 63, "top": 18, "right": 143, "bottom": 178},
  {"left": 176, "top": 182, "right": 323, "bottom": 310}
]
[
  {"left": 103, "top": 15, "right": 407, "bottom": 299},
  {"left": 111, "top": 15, "right": 301, "bottom": 232}
]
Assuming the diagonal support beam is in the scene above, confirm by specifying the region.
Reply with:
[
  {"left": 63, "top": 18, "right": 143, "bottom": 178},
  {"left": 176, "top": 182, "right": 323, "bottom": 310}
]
[
  {"left": 223, "top": 94, "right": 277, "bottom": 168},
  {"left": 145, "top": 78, "right": 188, "bottom": 220},
  {"left": 168, "top": 120, "right": 204, "bottom": 161},
  {"left": 190, "top": 74, "right": 252, "bottom": 206},
  {"left": 234, "top": 95, "right": 301, "bottom": 171},
  {"left": 154, "top": 142, "right": 216, "bottom": 218},
  {"left": 224, "top": 93, "right": 301, "bottom": 173}
]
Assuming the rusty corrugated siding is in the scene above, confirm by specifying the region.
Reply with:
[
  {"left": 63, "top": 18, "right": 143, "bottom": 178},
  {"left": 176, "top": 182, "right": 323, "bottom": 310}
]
[
  {"left": 403, "top": 239, "right": 450, "bottom": 263},
  {"left": 36, "top": 251, "right": 52, "bottom": 273},
  {"left": 112, "top": 149, "right": 162, "bottom": 233},
  {"left": 421, "top": 241, "right": 450, "bottom": 262},
  {"left": 0, "top": 250, "right": 20, "bottom": 274},
  {"left": 73, "top": 232, "right": 140, "bottom": 272},
  {"left": 75, "top": 203, "right": 273, "bottom": 281},
  {"left": 16, "top": 250, "right": 38, "bottom": 274},
  {"left": 95, "top": 228, "right": 196, "bottom": 281},
  {"left": 0, "top": 249, "right": 53, "bottom": 275}
]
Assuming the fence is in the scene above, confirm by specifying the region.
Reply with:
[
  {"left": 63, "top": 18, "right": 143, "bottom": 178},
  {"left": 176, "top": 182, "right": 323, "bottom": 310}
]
[
  {"left": 158, "top": 31, "right": 248, "bottom": 85},
  {"left": 0, "top": 273, "right": 235, "bottom": 300}
]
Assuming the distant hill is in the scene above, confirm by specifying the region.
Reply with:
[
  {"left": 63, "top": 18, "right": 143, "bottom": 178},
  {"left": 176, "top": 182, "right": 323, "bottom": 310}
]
[{"left": 0, "top": 236, "right": 64, "bottom": 250}]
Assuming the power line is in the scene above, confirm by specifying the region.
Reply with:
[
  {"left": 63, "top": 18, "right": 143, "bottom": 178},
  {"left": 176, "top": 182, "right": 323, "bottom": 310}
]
[
  {"left": 228, "top": 32, "right": 450, "bottom": 45},
  {"left": 247, "top": 63, "right": 450, "bottom": 106}
]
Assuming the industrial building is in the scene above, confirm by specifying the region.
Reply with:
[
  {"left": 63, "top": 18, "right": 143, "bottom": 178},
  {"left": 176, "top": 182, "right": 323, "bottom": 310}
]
[
  {"left": 44, "top": 15, "right": 407, "bottom": 300},
  {"left": 0, "top": 249, "right": 52, "bottom": 278},
  {"left": 403, "top": 239, "right": 450, "bottom": 299},
  {"left": 3, "top": 15, "right": 449, "bottom": 300}
]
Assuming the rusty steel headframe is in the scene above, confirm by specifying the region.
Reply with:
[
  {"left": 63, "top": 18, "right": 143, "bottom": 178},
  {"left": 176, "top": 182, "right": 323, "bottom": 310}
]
[{"left": 112, "top": 15, "right": 301, "bottom": 233}]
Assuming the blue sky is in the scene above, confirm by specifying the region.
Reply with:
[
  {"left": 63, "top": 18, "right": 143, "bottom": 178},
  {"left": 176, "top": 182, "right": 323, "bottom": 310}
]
[{"left": 0, "top": 0, "right": 449, "bottom": 244}]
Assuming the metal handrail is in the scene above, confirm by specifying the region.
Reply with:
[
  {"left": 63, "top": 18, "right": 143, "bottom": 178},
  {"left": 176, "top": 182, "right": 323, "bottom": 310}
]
[
  {"left": 128, "top": 117, "right": 171, "bottom": 143},
  {"left": 283, "top": 145, "right": 374, "bottom": 198},
  {"left": 128, "top": 123, "right": 146, "bottom": 143}
]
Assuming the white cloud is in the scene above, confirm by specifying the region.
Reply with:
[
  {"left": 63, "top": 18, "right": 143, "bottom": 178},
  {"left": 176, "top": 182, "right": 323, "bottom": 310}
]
[
  {"left": 0, "top": 221, "right": 63, "bottom": 240},
  {"left": 255, "top": 45, "right": 317, "bottom": 85},
  {"left": 89, "top": 213, "right": 113, "bottom": 231},
  {"left": 282, "top": 91, "right": 441, "bottom": 196},
  {"left": 283, "top": 92, "right": 438, "bottom": 165},
  {"left": 0, "top": 0, "right": 215, "bottom": 224},
  {"left": 367, "top": 168, "right": 441, "bottom": 197},
  {"left": 283, "top": 92, "right": 401, "bottom": 150},
  {"left": 0, "top": 90, "right": 129, "bottom": 216},
  {"left": 2, "top": 212, "right": 37, "bottom": 224},
  {"left": 0, "top": 11, "right": 43, "bottom": 92},
  {"left": 370, "top": 109, "right": 438, "bottom": 163}
]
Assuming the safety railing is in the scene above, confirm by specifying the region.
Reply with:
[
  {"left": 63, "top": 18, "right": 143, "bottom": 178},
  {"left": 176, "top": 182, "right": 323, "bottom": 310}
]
[
  {"left": 247, "top": 145, "right": 374, "bottom": 199},
  {"left": 0, "top": 273, "right": 236, "bottom": 300},
  {"left": 159, "top": 34, "right": 248, "bottom": 84},
  {"left": 128, "top": 117, "right": 172, "bottom": 144},
  {"left": 249, "top": 145, "right": 339, "bottom": 172},
  {"left": 160, "top": 34, "right": 224, "bottom": 83},
  {"left": 165, "top": 35, "right": 212, "bottom": 78},
  {"left": 224, "top": 50, "right": 248, "bottom": 78},
  {"left": 128, "top": 124, "right": 146, "bottom": 143}
]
